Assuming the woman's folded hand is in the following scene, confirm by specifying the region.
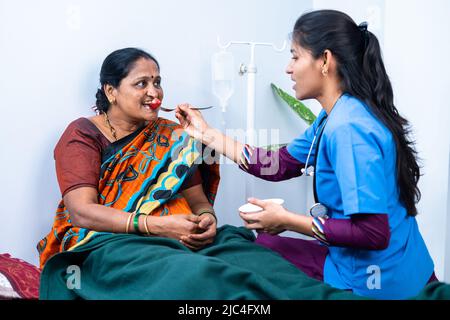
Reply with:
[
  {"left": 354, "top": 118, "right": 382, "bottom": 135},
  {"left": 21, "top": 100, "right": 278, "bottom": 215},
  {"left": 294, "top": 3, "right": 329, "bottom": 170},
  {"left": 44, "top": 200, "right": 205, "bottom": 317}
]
[
  {"left": 180, "top": 213, "right": 217, "bottom": 251},
  {"left": 148, "top": 214, "right": 201, "bottom": 240}
]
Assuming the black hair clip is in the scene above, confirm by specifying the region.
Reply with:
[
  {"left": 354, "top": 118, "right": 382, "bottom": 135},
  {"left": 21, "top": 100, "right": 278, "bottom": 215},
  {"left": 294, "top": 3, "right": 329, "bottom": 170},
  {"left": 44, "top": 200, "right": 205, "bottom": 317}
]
[
  {"left": 358, "top": 22, "right": 369, "bottom": 48},
  {"left": 358, "top": 21, "right": 369, "bottom": 32}
]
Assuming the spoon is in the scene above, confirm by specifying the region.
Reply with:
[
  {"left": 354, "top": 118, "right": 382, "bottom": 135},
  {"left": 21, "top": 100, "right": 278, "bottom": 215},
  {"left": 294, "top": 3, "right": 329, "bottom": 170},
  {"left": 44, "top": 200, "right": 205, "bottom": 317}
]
[{"left": 159, "top": 106, "right": 215, "bottom": 112}]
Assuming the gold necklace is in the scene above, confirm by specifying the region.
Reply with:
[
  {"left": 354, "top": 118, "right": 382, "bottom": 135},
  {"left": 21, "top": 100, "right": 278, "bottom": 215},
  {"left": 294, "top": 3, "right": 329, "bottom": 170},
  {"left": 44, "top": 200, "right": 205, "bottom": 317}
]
[{"left": 103, "top": 112, "right": 118, "bottom": 141}]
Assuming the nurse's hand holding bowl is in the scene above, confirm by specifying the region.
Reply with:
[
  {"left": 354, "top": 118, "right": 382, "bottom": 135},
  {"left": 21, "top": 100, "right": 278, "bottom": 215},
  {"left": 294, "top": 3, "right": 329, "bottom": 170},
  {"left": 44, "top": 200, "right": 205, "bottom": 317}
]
[{"left": 176, "top": 9, "right": 437, "bottom": 299}]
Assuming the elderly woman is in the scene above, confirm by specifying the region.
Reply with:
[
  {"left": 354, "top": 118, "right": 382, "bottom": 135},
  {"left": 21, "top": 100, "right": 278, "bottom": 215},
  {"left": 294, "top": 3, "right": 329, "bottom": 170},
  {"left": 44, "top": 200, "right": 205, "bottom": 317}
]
[{"left": 37, "top": 47, "right": 362, "bottom": 300}]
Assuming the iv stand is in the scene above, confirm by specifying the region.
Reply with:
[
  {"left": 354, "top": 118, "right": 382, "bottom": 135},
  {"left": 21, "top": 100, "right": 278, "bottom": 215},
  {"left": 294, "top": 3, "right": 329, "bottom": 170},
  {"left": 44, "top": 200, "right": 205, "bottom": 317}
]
[{"left": 217, "top": 36, "right": 287, "bottom": 200}]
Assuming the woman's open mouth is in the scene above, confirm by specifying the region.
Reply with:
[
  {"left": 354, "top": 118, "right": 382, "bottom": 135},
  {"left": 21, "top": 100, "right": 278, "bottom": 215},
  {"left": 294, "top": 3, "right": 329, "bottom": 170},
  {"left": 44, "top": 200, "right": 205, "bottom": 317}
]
[
  {"left": 142, "top": 98, "right": 161, "bottom": 111},
  {"left": 142, "top": 103, "right": 154, "bottom": 111}
]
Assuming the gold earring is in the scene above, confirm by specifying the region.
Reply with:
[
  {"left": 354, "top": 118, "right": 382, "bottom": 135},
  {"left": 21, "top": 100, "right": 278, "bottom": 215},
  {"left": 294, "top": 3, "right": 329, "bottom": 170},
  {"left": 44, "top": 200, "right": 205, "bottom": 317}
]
[{"left": 322, "top": 69, "right": 328, "bottom": 76}]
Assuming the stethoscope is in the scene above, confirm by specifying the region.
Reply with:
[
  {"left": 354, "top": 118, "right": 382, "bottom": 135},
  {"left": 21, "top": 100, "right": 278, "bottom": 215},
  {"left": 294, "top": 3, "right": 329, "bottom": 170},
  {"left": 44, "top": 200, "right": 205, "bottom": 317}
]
[{"left": 302, "top": 115, "right": 329, "bottom": 218}]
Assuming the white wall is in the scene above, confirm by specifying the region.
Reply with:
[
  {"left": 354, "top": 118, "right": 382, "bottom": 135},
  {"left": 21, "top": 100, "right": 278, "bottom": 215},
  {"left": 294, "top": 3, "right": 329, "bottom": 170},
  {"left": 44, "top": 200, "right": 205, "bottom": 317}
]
[
  {"left": 447, "top": 153, "right": 450, "bottom": 280},
  {"left": 313, "top": 0, "right": 450, "bottom": 281},
  {"left": 0, "top": 0, "right": 312, "bottom": 266},
  {"left": 384, "top": 0, "right": 450, "bottom": 283}
]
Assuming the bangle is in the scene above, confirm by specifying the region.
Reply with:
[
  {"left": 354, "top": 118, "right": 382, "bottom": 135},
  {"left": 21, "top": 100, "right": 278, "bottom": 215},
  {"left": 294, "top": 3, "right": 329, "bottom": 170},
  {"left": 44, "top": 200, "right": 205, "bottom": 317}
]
[
  {"left": 133, "top": 213, "right": 142, "bottom": 234},
  {"left": 239, "top": 144, "right": 253, "bottom": 170},
  {"left": 143, "top": 214, "right": 152, "bottom": 236},
  {"left": 311, "top": 217, "right": 330, "bottom": 246},
  {"left": 198, "top": 210, "right": 217, "bottom": 223},
  {"left": 125, "top": 212, "right": 134, "bottom": 234}
]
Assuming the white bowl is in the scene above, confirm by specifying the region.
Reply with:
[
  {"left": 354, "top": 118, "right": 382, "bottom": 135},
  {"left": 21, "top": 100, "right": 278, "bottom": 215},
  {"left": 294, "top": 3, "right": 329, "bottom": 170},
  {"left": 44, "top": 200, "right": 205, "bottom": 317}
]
[{"left": 238, "top": 198, "right": 285, "bottom": 213}]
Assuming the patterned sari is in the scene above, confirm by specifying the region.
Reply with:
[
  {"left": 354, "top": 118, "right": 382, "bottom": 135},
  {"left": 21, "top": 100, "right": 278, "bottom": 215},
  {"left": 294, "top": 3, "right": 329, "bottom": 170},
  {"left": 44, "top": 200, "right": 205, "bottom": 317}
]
[{"left": 37, "top": 118, "right": 220, "bottom": 269}]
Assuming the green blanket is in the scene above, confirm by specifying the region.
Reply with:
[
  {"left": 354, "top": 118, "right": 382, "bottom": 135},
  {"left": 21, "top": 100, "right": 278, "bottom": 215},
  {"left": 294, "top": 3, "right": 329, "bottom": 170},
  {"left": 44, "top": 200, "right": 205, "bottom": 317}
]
[{"left": 39, "top": 225, "right": 449, "bottom": 300}]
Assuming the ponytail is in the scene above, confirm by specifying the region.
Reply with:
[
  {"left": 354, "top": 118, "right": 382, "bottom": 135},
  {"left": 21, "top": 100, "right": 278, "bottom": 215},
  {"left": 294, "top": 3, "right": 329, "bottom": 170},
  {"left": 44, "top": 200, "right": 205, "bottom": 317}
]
[
  {"left": 293, "top": 10, "right": 422, "bottom": 216},
  {"left": 94, "top": 88, "right": 110, "bottom": 114},
  {"left": 360, "top": 30, "right": 421, "bottom": 217}
]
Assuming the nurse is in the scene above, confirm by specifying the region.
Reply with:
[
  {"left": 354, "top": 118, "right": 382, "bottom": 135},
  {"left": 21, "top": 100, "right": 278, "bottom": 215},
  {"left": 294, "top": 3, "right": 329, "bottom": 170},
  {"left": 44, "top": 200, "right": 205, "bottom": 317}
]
[{"left": 175, "top": 9, "right": 436, "bottom": 299}]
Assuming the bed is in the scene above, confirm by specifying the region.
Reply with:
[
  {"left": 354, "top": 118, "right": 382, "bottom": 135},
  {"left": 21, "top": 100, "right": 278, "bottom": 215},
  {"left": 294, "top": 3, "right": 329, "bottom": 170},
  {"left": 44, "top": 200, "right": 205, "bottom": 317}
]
[{"left": 1, "top": 250, "right": 449, "bottom": 300}]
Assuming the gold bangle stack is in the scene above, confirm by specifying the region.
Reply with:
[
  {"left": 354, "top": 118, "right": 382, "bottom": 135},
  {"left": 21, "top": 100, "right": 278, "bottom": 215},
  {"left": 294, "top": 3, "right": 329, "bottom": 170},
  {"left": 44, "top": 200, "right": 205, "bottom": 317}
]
[
  {"left": 125, "top": 212, "right": 134, "bottom": 234},
  {"left": 143, "top": 214, "right": 153, "bottom": 236}
]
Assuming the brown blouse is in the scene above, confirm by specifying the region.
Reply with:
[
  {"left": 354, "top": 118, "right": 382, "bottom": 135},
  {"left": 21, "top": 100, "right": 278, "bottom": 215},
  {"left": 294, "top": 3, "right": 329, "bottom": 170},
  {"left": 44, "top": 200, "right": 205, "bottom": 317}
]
[{"left": 54, "top": 117, "right": 202, "bottom": 197}]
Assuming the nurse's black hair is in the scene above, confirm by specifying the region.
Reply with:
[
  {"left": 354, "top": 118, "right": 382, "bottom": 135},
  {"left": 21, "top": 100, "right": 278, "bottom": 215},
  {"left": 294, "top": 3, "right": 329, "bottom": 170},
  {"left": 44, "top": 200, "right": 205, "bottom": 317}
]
[
  {"left": 293, "top": 10, "right": 421, "bottom": 216},
  {"left": 94, "top": 47, "right": 160, "bottom": 113}
]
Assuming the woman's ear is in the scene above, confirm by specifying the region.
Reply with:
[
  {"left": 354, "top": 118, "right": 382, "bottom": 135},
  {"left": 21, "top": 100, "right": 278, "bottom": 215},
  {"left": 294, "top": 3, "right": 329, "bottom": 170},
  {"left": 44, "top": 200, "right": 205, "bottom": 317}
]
[
  {"left": 104, "top": 84, "right": 117, "bottom": 104},
  {"left": 322, "top": 49, "right": 334, "bottom": 76}
]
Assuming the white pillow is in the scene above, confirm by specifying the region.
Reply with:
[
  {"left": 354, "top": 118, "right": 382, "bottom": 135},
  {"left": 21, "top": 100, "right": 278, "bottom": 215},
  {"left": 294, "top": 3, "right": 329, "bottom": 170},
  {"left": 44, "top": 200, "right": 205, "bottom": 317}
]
[{"left": 0, "top": 272, "right": 21, "bottom": 299}]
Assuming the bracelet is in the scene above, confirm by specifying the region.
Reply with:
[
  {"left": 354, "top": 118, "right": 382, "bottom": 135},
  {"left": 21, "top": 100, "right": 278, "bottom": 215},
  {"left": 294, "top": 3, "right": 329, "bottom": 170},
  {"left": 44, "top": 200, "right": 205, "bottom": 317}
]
[
  {"left": 133, "top": 213, "right": 142, "bottom": 234},
  {"left": 311, "top": 217, "right": 330, "bottom": 246},
  {"left": 239, "top": 144, "right": 254, "bottom": 170},
  {"left": 143, "top": 214, "right": 152, "bottom": 236},
  {"left": 125, "top": 212, "right": 134, "bottom": 234},
  {"left": 198, "top": 210, "right": 217, "bottom": 223}
]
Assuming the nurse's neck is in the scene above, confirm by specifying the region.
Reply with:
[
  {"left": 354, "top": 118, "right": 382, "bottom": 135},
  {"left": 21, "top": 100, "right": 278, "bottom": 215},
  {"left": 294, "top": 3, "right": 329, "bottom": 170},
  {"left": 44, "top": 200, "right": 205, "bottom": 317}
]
[{"left": 317, "top": 84, "right": 343, "bottom": 115}]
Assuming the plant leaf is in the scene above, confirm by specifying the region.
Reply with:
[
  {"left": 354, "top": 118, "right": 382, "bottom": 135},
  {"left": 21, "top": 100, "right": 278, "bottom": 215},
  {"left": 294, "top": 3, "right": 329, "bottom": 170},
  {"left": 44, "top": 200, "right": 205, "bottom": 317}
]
[
  {"left": 263, "top": 143, "right": 288, "bottom": 151},
  {"left": 271, "top": 83, "right": 316, "bottom": 126}
]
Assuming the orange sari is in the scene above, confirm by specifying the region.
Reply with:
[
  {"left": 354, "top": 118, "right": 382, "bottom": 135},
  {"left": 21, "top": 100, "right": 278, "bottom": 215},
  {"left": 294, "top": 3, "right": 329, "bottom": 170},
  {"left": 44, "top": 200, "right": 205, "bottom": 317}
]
[{"left": 37, "top": 118, "right": 220, "bottom": 269}]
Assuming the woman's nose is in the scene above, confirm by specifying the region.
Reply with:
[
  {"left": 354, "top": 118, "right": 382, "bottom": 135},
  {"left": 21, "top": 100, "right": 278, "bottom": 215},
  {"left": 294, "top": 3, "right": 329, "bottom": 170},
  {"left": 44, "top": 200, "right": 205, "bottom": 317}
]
[
  {"left": 146, "top": 86, "right": 159, "bottom": 98},
  {"left": 286, "top": 63, "right": 293, "bottom": 74}
]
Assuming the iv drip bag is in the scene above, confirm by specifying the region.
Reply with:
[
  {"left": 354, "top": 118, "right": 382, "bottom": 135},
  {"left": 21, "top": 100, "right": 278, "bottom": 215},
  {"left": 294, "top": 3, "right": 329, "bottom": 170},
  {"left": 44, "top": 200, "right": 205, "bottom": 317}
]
[{"left": 212, "top": 50, "right": 234, "bottom": 112}]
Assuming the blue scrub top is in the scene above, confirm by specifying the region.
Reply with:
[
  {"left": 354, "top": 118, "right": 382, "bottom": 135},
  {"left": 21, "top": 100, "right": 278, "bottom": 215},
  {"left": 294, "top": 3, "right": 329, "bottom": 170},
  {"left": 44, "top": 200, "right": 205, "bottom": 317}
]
[{"left": 287, "top": 94, "right": 434, "bottom": 299}]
